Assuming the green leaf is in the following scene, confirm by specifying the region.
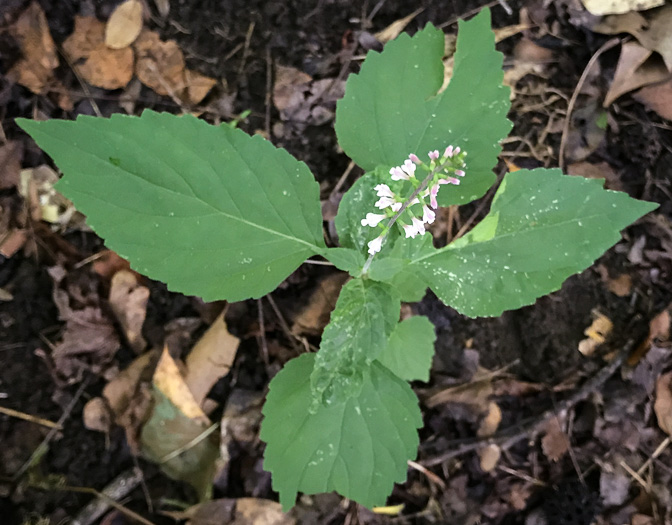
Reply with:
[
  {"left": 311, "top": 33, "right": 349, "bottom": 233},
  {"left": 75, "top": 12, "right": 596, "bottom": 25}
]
[
  {"left": 377, "top": 316, "right": 436, "bottom": 382},
  {"left": 311, "top": 278, "right": 400, "bottom": 405},
  {"left": 413, "top": 169, "right": 658, "bottom": 317},
  {"left": 335, "top": 8, "right": 511, "bottom": 206},
  {"left": 322, "top": 247, "right": 366, "bottom": 276},
  {"left": 17, "top": 111, "right": 325, "bottom": 302},
  {"left": 261, "top": 353, "right": 422, "bottom": 510}
]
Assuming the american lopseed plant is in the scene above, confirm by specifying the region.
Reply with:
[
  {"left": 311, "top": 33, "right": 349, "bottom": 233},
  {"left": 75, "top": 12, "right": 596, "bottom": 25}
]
[{"left": 18, "top": 8, "right": 656, "bottom": 510}]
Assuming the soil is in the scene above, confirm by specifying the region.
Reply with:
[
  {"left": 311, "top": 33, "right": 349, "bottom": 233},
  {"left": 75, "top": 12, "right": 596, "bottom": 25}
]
[{"left": 1, "top": 0, "right": 672, "bottom": 524}]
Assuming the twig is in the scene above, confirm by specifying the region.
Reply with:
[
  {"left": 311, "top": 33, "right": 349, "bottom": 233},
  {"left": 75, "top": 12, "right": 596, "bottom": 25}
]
[
  {"left": 70, "top": 468, "right": 149, "bottom": 525},
  {"left": 421, "top": 338, "right": 638, "bottom": 467},
  {"left": 0, "top": 405, "right": 62, "bottom": 429},
  {"left": 558, "top": 38, "right": 620, "bottom": 169},
  {"left": 159, "top": 422, "right": 220, "bottom": 464},
  {"left": 257, "top": 298, "right": 270, "bottom": 368}
]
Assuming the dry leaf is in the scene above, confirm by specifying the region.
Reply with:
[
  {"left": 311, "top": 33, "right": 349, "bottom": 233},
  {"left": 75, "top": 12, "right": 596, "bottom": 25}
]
[
  {"left": 63, "top": 16, "right": 134, "bottom": 89},
  {"left": 581, "top": 0, "right": 664, "bottom": 16},
  {"left": 649, "top": 309, "right": 670, "bottom": 341},
  {"left": 109, "top": 270, "right": 149, "bottom": 353},
  {"left": 607, "top": 274, "right": 633, "bottom": 296},
  {"left": 105, "top": 0, "right": 143, "bottom": 49},
  {"left": 134, "top": 29, "right": 185, "bottom": 95},
  {"left": 83, "top": 396, "right": 112, "bottom": 433},
  {"left": 92, "top": 250, "right": 133, "bottom": 281},
  {"left": 578, "top": 311, "right": 613, "bottom": 356},
  {"left": 102, "top": 350, "right": 156, "bottom": 421},
  {"left": 477, "top": 402, "right": 502, "bottom": 437},
  {"left": 633, "top": 77, "right": 672, "bottom": 121},
  {"left": 604, "top": 42, "right": 670, "bottom": 106},
  {"left": 273, "top": 65, "right": 312, "bottom": 112},
  {"left": 479, "top": 444, "right": 501, "bottom": 472},
  {"left": 374, "top": 8, "right": 424, "bottom": 43},
  {"left": 0, "top": 230, "right": 27, "bottom": 258},
  {"left": 654, "top": 371, "right": 672, "bottom": 435},
  {"left": 184, "top": 69, "right": 217, "bottom": 106},
  {"left": 541, "top": 417, "right": 570, "bottom": 461},
  {"left": 166, "top": 498, "right": 295, "bottom": 525},
  {"left": 593, "top": 11, "right": 648, "bottom": 35},
  {"left": 291, "top": 273, "right": 349, "bottom": 335},
  {"left": 0, "top": 141, "right": 23, "bottom": 189},
  {"left": 184, "top": 312, "right": 240, "bottom": 407},
  {"left": 567, "top": 161, "right": 624, "bottom": 191},
  {"left": 6, "top": 2, "right": 59, "bottom": 94}
]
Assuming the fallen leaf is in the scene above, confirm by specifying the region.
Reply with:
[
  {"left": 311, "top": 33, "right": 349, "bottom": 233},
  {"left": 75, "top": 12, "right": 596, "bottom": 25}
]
[
  {"left": 184, "top": 311, "right": 240, "bottom": 407},
  {"left": 374, "top": 8, "right": 425, "bottom": 43},
  {"left": 567, "top": 161, "right": 624, "bottom": 191},
  {"left": 105, "top": 0, "right": 143, "bottom": 49},
  {"left": 541, "top": 417, "right": 570, "bottom": 461},
  {"left": 0, "top": 229, "right": 27, "bottom": 258},
  {"left": 141, "top": 347, "right": 221, "bottom": 500},
  {"left": 503, "top": 38, "right": 552, "bottom": 95},
  {"left": 91, "top": 250, "right": 133, "bottom": 281},
  {"left": 654, "top": 371, "right": 672, "bottom": 435},
  {"left": 633, "top": 77, "right": 672, "bottom": 121},
  {"left": 109, "top": 270, "right": 149, "bottom": 353},
  {"left": 604, "top": 42, "right": 670, "bottom": 106},
  {"left": 479, "top": 444, "right": 501, "bottom": 472},
  {"left": 578, "top": 310, "right": 613, "bottom": 356},
  {"left": 184, "top": 69, "right": 217, "bottom": 106},
  {"left": 83, "top": 396, "right": 112, "bottom": 433},
  {"left": 63, "top": 16, "right": 134, "bottom": 89},
  {"left": 592, "top": 11, "right": 648, "bottom": 35},
  {"left": 581, "top": 0, "right": 664, "bottom": 16},
  {"left": 600, "top": 464, "right": 631, "bottom": 506},
  {"left": 273, "top": 65, "right": 312, "bottom": 113},
  {"left": 291, "top": 273, "right": 349, "bottom": 336},
  {"left": 6, "top": 2, "right": 59, "bottom": 94},
  {"left": 133, "top": 29, "right": 185, "bottom": 95},
  {"left": 0, "top": 141, "right": 23, "bottom": 189},
  {"left": 649, "top": 309, "right": 670, "bottom": 341},
  {"left": 166, "top": 498, "right": 295, "bottom": 525}
]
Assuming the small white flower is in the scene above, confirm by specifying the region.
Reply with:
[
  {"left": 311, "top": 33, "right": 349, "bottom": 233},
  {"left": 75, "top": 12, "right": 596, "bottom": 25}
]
[
  {"left": 390, "top": 166, "right": 409, "bottom": 181},
  {"left": 428, "top": 150, "right": 440, "bottom": 160},
  {"left": 444, "top": 146, "right": 454, "bottom": 158},
  {"left": 402, "top": 159, "right": 417, "bottom": 177},
  {"left": 403, "top": 223, "right": 418, "bottom": 238},
  {"left": 411, "top": 217, "right": 426, "bottom": 236},
  {"left": 429, "top": 184, "right": 440, "bottom": 209},
  {"left": 455, "top": 169, "right": 465, "bottom": 177},
  {"left": 375, "top": 196, "right": 396, "bottom": 209},
  {"left": 374, "top": 184, "right": 394, "bottom": 197},
  {"left": 361, "top": 213, "right": 386, "bottom": 227},
  {"left": 409, "top": 153, "right": 421, "bottom": 164},
  {"left": 439, "top": 177, "right": 460, "bottom": 185},
  {"left": 390, "top": 202, "right": 403, "bottom": 212},
  {"left": 368, "top": 235, "right": 384, "bottom": 255},
  {"left": 422, "top": 205, "right": 435, "bottom": 224}
]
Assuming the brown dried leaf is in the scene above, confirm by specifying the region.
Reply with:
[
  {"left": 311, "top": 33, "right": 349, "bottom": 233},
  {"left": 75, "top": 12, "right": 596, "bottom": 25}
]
[
  {"left": 102, "top": 350, "right": 156, "bottom": 420},
  {"left": 581, "top": 0, "right": 664, "bottom": 15},
  {"left": 7, "top": 2, "right": 59, "bottom": 94},
  {"left": 184, "top": 69, "right": 217, "bottom": 105},
  {"left": 291, "top": 273, "right": 349, "bottom": 336},
  {"left": 91, "top": 250, "right": 133, "bottom": 281},
  {"left": 607, "top": 273, "right": 633, "bottom": 297},
  {"left": 633, "top": 77, "right": 672, "bottom": 121},
  {"left": 105, "top": 0, "right": 143, "bottom": 49},
  {"left": 0, "top": 141, "right": 23, "bottom": 190},
  {"left": 605, "top": 42, "right": 670, "bottom": 106},
  {"left": 109, "top": 270, "right": 149, "bottom": 353},
  {"left": 83, "top": 397, "right": 112, "bottom": 433},
  {"left": 133, "top": 29, "right": 185, "bottom": 95},
  {"left": 184, "top": 312, "right": 240, "bottom": 407},
  {"left": 167, "top": 498, "right": 295, "bottom": 525},
  {"left": 477, "top": 402, "right": 502, "bottom": 437},
  {"left": 273, "top": 65, "right": 312, "bottom": 112},
  {"left": 578, "top": 311, "right": 613, "bottom": 356},
  {"left": 654, "top": 371, "right": 672, "bottom": 436},
  {"left": 63, "top": 16, "right": 134, "bottom": 89},
  {"left": 649, "top": 309, "right": 670, "bottom": 341},
  {"left": 541, "top": 417, "right": 570, "bottom": 461},
  {"left": 567, "top": 161, "right": 624, "bottom": 191}
]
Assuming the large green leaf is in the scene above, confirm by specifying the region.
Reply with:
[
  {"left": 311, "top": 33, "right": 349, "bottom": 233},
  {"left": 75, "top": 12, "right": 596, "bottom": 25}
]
[
  {"left": 311, "top": 278, "right": 400, "bottom": 405},
  {"left": 17, "top": 111, "right": 325, "bottom": 301},
  {"left": 412, "top": 169, "right": 658, "bottom": 317},
  {"left": 261, "top": 354, "right": 422, "bottom": 510},
  {"left": 335, "top": 8, "right": 511, "bottom": 206},
  {"left": 377, "top": 316, "right": 436, "bottom": 382}
]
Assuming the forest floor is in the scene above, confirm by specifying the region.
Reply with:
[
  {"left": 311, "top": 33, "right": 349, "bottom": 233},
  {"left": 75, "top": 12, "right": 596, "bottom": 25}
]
[{"left": 1, "top": 0, "right": 672, "bottom": 524}]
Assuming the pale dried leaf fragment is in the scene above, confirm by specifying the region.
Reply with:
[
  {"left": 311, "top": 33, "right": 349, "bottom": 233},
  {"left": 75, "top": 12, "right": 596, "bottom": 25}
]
[
  {"left": 6, "top": 2, "right": 59, "bottom": 94},
  {"left": 374, "top": 8, "right": 425, "bottom": 43},
  {"left": 479, "top": 444, "right": 501, "bottom": 472},
  {"left": 184, "top": 69, "right": 217, "bottom": 106},
  {"left": 604, "top": 42, "right": 670, "bottom": 106},
  {"left": 654, "top": 371, "right": 672, "bottom": 436},
  {"left": 0, "top": 141, "right": 23, "bottom": 189},
  {"left": 105, "top": 0, "right": 144, "bottom": 49},
  {"left": 62, "top": 16, "right": 134, "bottom": 89},
  {"left": 291, "top": 273, "right": 349, "bottom": 335},
  {"left": 541, "top": 417, "right": 570, "bottom": 461},
  {"left": 184, "top": 312, "right": 240, "bottom": 407},
  {"left": 477, "top": 402, "right": 502, "bottom": 437},
  {"left": 578, "top": 311, "right": 613, "bottom": 356},
  {"left": 109, "top": 270, "right": 149, "bottom": 353},
  {"left": 83, "top": 396, "right": 112, "bottom": 433},
  {"left": 581, "top": 0, "right": 664, "bottom": 16}
]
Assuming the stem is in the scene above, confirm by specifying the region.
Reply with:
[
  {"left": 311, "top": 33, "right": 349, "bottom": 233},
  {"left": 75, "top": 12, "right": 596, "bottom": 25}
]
[{"left": 360, "top": 158, "right": 451, "bottom": 276}]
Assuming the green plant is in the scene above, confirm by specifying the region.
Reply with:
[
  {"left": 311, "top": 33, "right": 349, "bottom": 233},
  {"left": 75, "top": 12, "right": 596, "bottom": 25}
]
[{"left": 18, "top": 8, "right": 656, "bottom": 510}]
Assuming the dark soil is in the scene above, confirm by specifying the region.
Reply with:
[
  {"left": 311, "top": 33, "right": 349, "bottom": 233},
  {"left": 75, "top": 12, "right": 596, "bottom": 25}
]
[{"left": 2, "top": 0, "right": 672, "bottom": 524}]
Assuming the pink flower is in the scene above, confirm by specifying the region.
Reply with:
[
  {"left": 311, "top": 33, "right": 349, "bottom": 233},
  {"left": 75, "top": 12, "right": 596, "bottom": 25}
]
[
  {"left": 422, "top": 205, "right": 435, "bottom": 224},
  {"left": 429, "top": 184, "right": 440, "bottom": 209},
  {"left": 375, "top": 196, "right": 396, "bottom": 209},
  {"left": 361, "top": 213, "right": 386, "bottom": 227},
  {"left": 454, "top": 147, "right": 461, "bottom": 155},
  {"left": 444, "top": 146, "right": 454, "bottom": 158},
  {"left": 367, "top": 235, "right": 384, "bottom": 255},
  {"left": 429, "top": 150, "right": 440, "bottom": 160},
  {"left": 409, "top": 153, "right": 421, "bottom": 164},
  {"left": 402, "top": 159, "right": 416, "bottom": 177},
  {"left": 439, "top": 177, "right": 460, "bottom": 185},
  {"left": 374, "top": 184, "right": 394, "bottom": 198},
  {"left": 455, "top": 169, "right": 465, "bottom": 177}
]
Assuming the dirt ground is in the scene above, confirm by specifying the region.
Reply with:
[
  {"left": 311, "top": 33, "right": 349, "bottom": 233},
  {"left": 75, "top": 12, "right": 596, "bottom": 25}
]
[{"left": 1, "top": 0, "right": 672, "bottom": 524}]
